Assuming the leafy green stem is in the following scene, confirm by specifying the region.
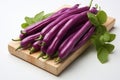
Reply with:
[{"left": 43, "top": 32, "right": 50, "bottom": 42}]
[{"left": 88, "top": 9, "right": 116, "bottom": 63}]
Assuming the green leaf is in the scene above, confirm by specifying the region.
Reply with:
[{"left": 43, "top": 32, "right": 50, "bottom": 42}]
[
  {"left": 91, "top": 35, "right": 103, "bottom": 50},
  {"left": 100, "top": 32, "right": 116, "bottom": 42},
  {"left": 109, "top": 34, "right": 116, "bottom": 42},
  {"left": 96, "top": 25, "right": 107, "bottom": 35},
  {"left": 96, "top": 10, "right": 107, "bottom": 24},
  {"left": 21, "top": 23, "right": 29, "bottom": 29},
  {"left": 34, "top": 11, "right": 44, "bottom": 22},
  {"left": 97, "top": 47, "right": 109, "bottom": 63},
  {"left": 25, "top": 17, "right": 35, "bottom": 25},
  {"left": 88, "top": 9, "right": 116, "bottom": 64},
  {"left": 100, "top": 32, "right": 110, "bottom": 42},
  {"left": 43, "top": 12, "right": 53, "bottom": 19},
  {"left": 104, "top": 44, "right": 114, "bottom": 53},
  {"left": 87, "top": 12, "right": 100, "bottom": 26},
  {"left": 21, "top": 10, "right": 53, "bottom": 29}
]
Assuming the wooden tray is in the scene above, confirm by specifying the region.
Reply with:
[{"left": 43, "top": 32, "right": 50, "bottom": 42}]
[{"left": 8, "top": 17, "right": 115, "bottom": 76}]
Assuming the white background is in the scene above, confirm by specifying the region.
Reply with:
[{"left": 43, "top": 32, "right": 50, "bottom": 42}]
[{"left": 0, "top": 0, "right": 120, "bottom": 80}]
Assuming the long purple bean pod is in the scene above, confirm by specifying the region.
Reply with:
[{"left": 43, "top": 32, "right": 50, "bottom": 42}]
[
  {"left": 16, "top": 32, "right": 42, "bottom": 50},
  {"left": 37, "top": 6, "right": 90, "bottom": 39},
  {"left": 42, "top": 14, "right": 75, "bottom": 45},
  {"left": 58, "top": 24, "right": 84, "bottom": 52},
  {"left": 46, "top": 11, "right": 89, "bottom": 57},
  {"left": 19, "top": 5, "right": 83, "bottom": 40},
  {"left": 54, "top": 4, "right": 79, "bottom": 15},
  {"left": 58, "top": 21, "right": 92, "bottom": 60},
  {"left": 66, "top": 4, "right": 79, "bottom": 11},
  {"left": 72, "top": 26, "right": 95, "bottom": 52},
  {"left": 29, "top": 40, "right": 42, "bottom": 54}
]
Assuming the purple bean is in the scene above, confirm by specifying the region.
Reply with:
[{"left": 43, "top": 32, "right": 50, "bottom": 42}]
[
  {"left": 42, "top": 14, "right": 75, "bottom": 45},
  {"left": 46, "top": 11, "right": 89, "bottom": 56},
  {"left": 58, "top": 21, "right": 92, "bottom": 59},
  {"left": 30, "top": 40, "right": 42, "bottom": 54},
  {"left": 20, "top": 32, "right": 41, "bottom": 49},
  {"left": 39, "top": 6, "right": 90, "bottom": 38},
  {"left": 72, "top": 26, "right": 95, "bottom": 52}
]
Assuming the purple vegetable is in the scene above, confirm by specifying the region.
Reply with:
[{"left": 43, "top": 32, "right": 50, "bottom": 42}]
[
  {"left": 58, "top": 21, "right": 92, "bottom": 60},
  {"left": 56, "top": 8, "right": 97, "bottom": 59},
  {"left": 63, "top": 21, "right": 86, "bottom": 38},
  {"left": 58, "top": 32, "right": 76, "bottom": 52},
  {"left": 72, "top": 26, "right": 95, "bottom": 52},
  {"left": 90, "top": 7, "right": 98, "bottom": 14},
  {"left": 42, "top": 14, "right": 75, "bottom": 45},
  {"left": 56, "top": 8, "right": 70, "bottom": 14},
  {"left": 17, "top": 32, "right": 41, "bottom": 50},
  {"left": 19, "top": 6, "right": 91, "bottom": 40},
  {"left": 66, "top": 4, "right": 79, "bottom": 11},
  {"left": 58, "top": 24, "right": 84, "bottom": 52},
  {"left": 49, "top": 8, "right": 69, "bottom": 19},
  {"left": 71, "top": 4, "right": 79, "bottom": 8},
  {"left": 37, "top": 6, "right": 90, "bottom": 39},
  {"left": 41, "top": 45, "right": 47, "bottom": 54},
  {"left": 54, "top": 4, "right": 79, "bottom": 15},
  {"left": 30, "top": 40, "right": 42, "bottom": 54},
  {"left": 19, "top": 33, "right": 26, "bottom": 40},
  {"left": 46, "top": 11, "right": 89, "bottom": 56},
  {"left": 41, "top": 15, "right": 75, "bottom": 58},
  {"left": 19, "top": 7, "right": 72, "bottom": 40},
  {"left": 19, "top": 17, "right": 56, "bottom": 40},
  {"left": 65, "top": 6, "right": 89, "bottom": 14},
  {"left": 21, "top": 7, "right": 72, "bottom": 34}
]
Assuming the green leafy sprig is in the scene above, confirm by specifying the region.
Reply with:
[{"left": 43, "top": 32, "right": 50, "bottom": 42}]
[
  {"left": 21, "top": 11, "right": 53, "bottom": 29},
  {"left": 87, "top": 10, "right": 116, "bottom": 63}
]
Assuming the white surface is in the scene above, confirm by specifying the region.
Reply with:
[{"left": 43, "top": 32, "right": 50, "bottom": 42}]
[{"left": 0, "top": 0, "right": 120, "bottom": 80}]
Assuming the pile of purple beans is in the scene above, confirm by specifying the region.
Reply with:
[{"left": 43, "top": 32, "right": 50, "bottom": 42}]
[{"left": 14, "top": 4, "right": 98, "bottom": 62}]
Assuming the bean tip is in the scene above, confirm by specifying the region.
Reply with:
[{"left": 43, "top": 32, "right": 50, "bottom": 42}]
[
  {"left": 12, "top": 38, "right": 21, "bottom": 41},
  {"left": 89, "top": 0, "right": 93, "bottom": 8},
  {"left": 42, "top": 54, "right": 50, "bottom": 60},
  {"left": 35, "top": 35, "right": 43, "bottom": 41},
  {"left": 41, "top": 41, "right": 46, "bottom": 46},
  {"left": 20, "top": 30, "right": 26, "bottom": 34},
  {"left": 37, "top": 52, "right": 44, "bottom": 59},
  {"left": 29, "top": 47, "right": 35, "bottom": 54},
  {"left": 15, "top": 46, "right": 22, "bottom": 51},
  {"left": 55, "top": 57, "right": 62, "bottom": 63}
]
